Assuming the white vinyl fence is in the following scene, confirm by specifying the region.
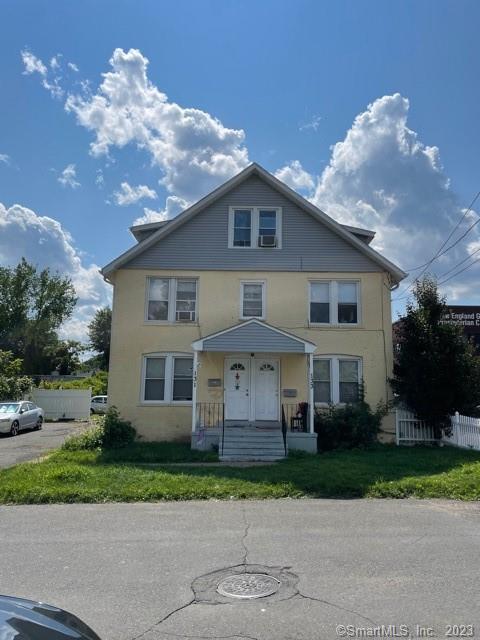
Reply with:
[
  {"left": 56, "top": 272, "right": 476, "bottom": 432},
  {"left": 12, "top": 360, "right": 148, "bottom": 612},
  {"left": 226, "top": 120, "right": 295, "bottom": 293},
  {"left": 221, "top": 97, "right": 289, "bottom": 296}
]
[
  {"left": 396, "top": 409, "right": 480, "bottom": 451},
  {"left": 31, "top": 388, "right": 91, "bottom": 421}
]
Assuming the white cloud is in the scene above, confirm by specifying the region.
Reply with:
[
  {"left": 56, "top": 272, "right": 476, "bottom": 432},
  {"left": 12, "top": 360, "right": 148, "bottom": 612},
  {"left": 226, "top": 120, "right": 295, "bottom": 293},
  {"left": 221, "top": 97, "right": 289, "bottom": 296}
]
[
  {"left": 310, "top": 93, "right": 480, "bottom": 302},
  {"left": 22, "top": 50, "right": 47, "bottom": 76},
  {"left": 299, "top": 114, "right": 322, "bottom": 132},
  {"left": 21, "top": 49, "right": 63, "bottom": 98},
  {"left": 50, "top": 55, "right": 61, "bottom": 70},
  {"left": 58, "top": 164, "right": 80, "bottom": 189},
  {"left": 275, "top": 160, "right": 315, "bottom": 194},
  {"left": 133, "top": 195, "right": 188, "bottom": 225},
  {"left": 65, "top": 48, "right": 249, "bottom": 201},
  {"left": 0, "top": 203, "right": 111, "bottom": 341},
  {"left": 67, "top": 62, "right": 79, "bottom": 72},
  {"left": 0, "top": 154, "right": 10, "bottom": 165},
  {"left": 114, "top": 181, "right": 157, "bottom": 206},
  {"left": 95, "top": 169, "right": 105, "bottom": 188}
]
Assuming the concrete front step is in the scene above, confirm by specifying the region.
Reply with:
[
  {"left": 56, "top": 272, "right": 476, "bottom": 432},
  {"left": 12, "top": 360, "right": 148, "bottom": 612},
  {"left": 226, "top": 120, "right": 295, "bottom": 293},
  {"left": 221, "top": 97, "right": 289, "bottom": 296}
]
[
  {"left": 220, "top": 454, "right": 285, "bottom": 462},
  {"left": 220, "top": 426, "right": 286, "bottom": 461}
]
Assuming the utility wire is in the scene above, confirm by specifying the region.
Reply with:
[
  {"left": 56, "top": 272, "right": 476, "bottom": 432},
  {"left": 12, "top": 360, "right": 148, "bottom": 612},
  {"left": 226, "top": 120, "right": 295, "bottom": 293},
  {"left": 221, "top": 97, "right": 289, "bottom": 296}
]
[
  {"left": 403, "top": 190, "right": 480, "bottom": 272},
  {"left": 437, "top": 254, "right": 480, "bottom": 286},
  {"left": 392, "top": 189, "right": 480, "bottom": 301}
]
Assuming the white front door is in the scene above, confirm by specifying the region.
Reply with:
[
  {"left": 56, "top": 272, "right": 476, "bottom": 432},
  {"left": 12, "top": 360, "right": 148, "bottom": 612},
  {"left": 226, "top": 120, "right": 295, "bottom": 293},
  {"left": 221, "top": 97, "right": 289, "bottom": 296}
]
[
  {"left": 224, "top": 358, "right": 250, "bottom": 421},
  {"left": 224, "top": 357, "right": 279, "bottom": 422},
  {"left": 254, "top": 359, "right": 279, "bottom": 421}
]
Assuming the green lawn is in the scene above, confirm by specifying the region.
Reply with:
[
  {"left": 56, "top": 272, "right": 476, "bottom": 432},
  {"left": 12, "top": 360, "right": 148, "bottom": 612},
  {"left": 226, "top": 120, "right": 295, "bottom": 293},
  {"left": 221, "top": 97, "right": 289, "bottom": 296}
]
[{"left": 1, "top": 444, "right": 480, "bottom": 503}]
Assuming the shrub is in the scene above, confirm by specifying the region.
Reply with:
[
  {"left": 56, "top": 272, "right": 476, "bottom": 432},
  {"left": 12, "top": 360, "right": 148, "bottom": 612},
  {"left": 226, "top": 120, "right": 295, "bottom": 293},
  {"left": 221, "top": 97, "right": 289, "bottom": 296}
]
[
  {"left": 0, "top": 350, "right": 33, "bottom": 401},
  {"left": 315, "top": 400, "right": 387, "bottom": 451},
  {"left": 38, "top": 371, "right": 108, "bottom": 396},
  {"left": 102, "top": 406, "right": 136, "bottom": 448},
  {"left": 62, "top": 424, "right": 105, "bottom": 451},
  {"left": 62, "top": 407, "right": 136, "bottom": 451}
]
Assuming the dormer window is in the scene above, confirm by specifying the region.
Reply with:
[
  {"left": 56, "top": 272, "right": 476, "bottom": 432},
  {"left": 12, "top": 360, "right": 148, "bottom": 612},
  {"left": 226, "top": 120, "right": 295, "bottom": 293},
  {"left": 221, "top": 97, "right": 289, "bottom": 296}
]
[{"left": 228, "top": 207, "right": 282, "bottom": 249}]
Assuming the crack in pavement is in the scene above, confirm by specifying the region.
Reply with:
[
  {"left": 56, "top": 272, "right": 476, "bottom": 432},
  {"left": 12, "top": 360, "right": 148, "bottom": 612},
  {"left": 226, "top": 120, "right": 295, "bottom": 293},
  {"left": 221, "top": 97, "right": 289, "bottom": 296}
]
[
  {"left": 295, "top": 591, "right": 377, "bottom": 625},
  {"left": 130, "top": 599, "right": 196, "bottom": 640},
  {"left": 240, "top": 505, "right": 250, "bottom": 569},
  {"left": 161, "top": 633, "right": 259, "bottom": 640},
  {"left": 131, "top": 510, "right": 254, "bottom": 639}
]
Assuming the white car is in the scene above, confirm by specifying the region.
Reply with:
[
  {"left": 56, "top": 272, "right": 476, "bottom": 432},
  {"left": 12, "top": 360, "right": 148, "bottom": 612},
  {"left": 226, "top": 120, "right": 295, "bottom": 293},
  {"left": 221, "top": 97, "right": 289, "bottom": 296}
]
[
  {"left": 0, "top": 401, "right": 44, "bottom": 436},
  {"left": 91, "top": 395, "right": 108, "bottom": 415}
]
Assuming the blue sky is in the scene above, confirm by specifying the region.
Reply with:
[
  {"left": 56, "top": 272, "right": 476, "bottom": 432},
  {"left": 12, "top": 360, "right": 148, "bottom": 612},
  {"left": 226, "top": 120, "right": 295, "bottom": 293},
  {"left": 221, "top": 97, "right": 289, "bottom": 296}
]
[{"left": 1, "top": 0, "right": 479, "bottom": 339}]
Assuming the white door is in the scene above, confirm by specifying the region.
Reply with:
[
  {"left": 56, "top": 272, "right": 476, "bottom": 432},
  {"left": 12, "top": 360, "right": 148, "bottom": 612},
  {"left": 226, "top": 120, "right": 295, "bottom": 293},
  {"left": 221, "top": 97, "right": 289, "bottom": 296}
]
[
  {"left": 224, "top": 358, "right": 250, "bottom": 421},
  {"left": 254, "top": 359, "right": 279, "bottom": 421}
]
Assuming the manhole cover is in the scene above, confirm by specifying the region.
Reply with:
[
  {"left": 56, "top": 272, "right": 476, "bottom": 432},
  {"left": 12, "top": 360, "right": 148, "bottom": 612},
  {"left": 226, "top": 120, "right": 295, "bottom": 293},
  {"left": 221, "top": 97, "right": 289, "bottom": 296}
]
[{"left": 217, "top": 573, "right": 280, "bottom": 599}]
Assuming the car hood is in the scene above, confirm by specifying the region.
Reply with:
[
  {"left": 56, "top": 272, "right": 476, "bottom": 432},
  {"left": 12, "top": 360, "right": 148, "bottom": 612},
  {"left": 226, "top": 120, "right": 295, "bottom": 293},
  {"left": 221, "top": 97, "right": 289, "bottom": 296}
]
[{"left": 0, "top": 595, "right": 101, "bottom": 639}]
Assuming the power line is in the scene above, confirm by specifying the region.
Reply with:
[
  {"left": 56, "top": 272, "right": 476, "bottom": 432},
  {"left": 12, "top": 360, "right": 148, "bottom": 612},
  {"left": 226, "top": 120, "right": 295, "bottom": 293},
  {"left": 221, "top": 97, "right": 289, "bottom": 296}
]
[
  {"left": 403, "top": 190, "right": 480, "bottom": 272},
  {"left": 435, "top": 244, "right": 480, "bottom": 280},
  {"left": 392, "top": 189, "right": 480, "bottom": 301},
  {"left": 437, "top": 255, "right": 480, "bottom": 286}
]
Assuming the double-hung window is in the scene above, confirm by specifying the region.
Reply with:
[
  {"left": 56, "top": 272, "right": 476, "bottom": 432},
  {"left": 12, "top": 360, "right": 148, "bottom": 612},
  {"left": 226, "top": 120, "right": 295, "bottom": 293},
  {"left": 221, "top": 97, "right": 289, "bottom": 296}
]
[
  {"left": 309, "top": 281, "right": 359, "bottom": 325},
  {"left": 146, "top": 277, "right": 198, "bottom": 322},
  {"left": 232, "top": 209, "right": 252, "bottom": 247},
  {"left": 240, "top": 281, "right": 265, "bottom": 319},
  {"left": 313, "top": 356, "right": 361, "bottom": 405},
  {"left": 229, "top": 207, "right": 282, "bottom": 248},
  {"left": 142, "top": 354, "right": 193, "bottom": 403}
]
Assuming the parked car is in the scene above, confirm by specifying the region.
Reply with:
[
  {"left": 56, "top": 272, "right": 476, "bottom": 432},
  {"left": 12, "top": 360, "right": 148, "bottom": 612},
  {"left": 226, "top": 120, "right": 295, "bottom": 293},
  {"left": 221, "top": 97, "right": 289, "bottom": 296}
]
[
  {"left": 0, "top": 594, "right": 101, "bottom": 639},
  {"left": 90, "top": 395, "right": 108, "bottom": 415},
  {"left": 0, "top": 401, "right": 44, "bottom": 436}
]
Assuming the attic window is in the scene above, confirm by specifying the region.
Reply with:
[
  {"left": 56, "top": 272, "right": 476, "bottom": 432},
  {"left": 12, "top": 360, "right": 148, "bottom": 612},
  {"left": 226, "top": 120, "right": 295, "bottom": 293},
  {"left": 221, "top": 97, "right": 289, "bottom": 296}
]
[{"left": 228, "top": 207, "right": 282, "bottom": 249}]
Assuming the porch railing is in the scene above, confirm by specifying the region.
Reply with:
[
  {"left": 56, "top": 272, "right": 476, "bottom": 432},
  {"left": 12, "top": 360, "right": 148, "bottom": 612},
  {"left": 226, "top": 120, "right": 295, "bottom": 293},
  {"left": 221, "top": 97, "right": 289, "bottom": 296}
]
[{"left": 195, "top": 402, "right": 224, "bottom": 430}]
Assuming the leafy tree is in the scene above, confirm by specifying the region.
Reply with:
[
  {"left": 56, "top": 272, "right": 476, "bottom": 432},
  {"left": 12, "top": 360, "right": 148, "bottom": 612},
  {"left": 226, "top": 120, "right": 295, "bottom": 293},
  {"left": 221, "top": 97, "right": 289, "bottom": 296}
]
[
  {"left": 391, "top": 276, "right": 480, "bottom": 437},
  {"left": 0, "top": 258, "right": 77, "bottom": 373},
  {"left": 88, "top": 307, "right": 112, "bottom": 370},
  {"left": 45, "top": 340, "right": 85, "bottom": 375},
  {"left": 0, "top": 351, "right": 33, "bottom": 401}
]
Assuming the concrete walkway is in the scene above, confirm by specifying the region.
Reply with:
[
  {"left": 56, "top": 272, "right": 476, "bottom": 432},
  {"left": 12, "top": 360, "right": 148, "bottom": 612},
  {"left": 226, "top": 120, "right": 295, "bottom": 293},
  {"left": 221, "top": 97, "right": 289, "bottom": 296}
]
[{"left": 0, "top": 499, "right": 479, "bottom": 639}]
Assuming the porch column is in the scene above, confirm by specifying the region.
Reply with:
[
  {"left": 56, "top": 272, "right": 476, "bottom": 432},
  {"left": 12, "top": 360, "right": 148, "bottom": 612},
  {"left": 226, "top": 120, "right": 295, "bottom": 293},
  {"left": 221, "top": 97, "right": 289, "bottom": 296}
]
[
  {"left": 191, "top": 350, "right": 199, "bottom": 433},
  {"left": 308, "top": 352, "right": 314, "bottom": 434}
]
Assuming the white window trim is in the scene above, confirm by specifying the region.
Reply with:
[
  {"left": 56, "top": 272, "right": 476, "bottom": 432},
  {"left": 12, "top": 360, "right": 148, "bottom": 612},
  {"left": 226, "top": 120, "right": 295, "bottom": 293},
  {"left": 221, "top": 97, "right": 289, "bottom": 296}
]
[
  {"left": 240, "top": 280, "right": 266, "bottom": 320},
  {"left": 308, "top": 280, "right": 361, "bottom": 326},
  {"left": 313, "top": 355, "right": 362, "bottom": 406},
  {"left": 140, "top": 352, "right": 194, "bottom": 405},
  {"left": 145, "top": 277, "right": 198, "bottom": 324},
  {"left": 228, "top": 206, "right": 282, "bottom": 249}
]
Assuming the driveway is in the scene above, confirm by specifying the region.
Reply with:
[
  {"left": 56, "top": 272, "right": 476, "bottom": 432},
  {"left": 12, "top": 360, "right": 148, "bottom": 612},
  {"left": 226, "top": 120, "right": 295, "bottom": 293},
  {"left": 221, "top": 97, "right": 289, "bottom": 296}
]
[
  {"left": 0, "top": 421, "right": 88, "bottom": 468},
  {"left": 0, "top": 499, "right": 479, "bottom": 640}
]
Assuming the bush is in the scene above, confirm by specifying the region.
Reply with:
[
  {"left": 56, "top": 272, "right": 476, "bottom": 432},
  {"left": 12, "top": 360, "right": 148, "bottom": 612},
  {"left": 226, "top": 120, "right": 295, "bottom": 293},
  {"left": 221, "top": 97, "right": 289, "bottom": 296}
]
[
  {"left": 315, "top": 400, "right": 387, "bottom": 451},
  {"left": 102, "top": 406, "right": 136, "bottom": 448},
  {"left": 62, "top": 424, "right": 105, "bottom": 451},
  {"left": 0, "top": 350, "right": 33, "bottom": 401},
  {"left": 38, "top": 371, "right": 108, "bottom": 396},
  {"left": 62, "top": 407, "right": 136, "bottom": 451}
]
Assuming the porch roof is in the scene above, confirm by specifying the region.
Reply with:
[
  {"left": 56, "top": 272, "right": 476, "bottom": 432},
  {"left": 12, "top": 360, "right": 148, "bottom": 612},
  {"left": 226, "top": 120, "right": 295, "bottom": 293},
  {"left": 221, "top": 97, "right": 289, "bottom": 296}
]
[{"left": 191, "top": 319, "right": 316, "bottom": 354}]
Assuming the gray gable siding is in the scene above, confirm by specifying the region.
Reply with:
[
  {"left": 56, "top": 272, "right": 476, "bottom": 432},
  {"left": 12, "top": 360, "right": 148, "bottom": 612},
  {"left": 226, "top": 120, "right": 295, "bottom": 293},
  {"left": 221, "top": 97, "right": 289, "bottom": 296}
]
[
  {"left": 124, "top": 176, "right": 382, "bottom": 272},
  {"left": 203, "top": 323, "right": 306, "bottom": 353}
]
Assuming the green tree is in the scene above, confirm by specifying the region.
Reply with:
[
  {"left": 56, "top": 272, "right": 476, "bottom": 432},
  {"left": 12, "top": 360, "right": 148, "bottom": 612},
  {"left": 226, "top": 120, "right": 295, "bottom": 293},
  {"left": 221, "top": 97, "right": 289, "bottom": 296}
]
[
  {"left": 88, "top": 307, "right": 112, "bottom": 370},
  {"left": 0, "top": 351, "right": 33, "bottom": 401},
  {"left": 391, "top": 276, "right": 480, "bottom": 437},
  {"left": 45, "top": 340, "right": 85, "bottom": 375},
  {"left": 0, "top": 258, "right": 77, "bottom": 373}
]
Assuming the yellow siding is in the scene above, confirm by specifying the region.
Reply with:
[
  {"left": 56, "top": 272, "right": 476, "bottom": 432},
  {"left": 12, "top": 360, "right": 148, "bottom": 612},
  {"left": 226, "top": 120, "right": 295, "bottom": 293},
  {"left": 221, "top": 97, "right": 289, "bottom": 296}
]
[{"left": 108, "top": 269, "right": 394, "bottom": 442}]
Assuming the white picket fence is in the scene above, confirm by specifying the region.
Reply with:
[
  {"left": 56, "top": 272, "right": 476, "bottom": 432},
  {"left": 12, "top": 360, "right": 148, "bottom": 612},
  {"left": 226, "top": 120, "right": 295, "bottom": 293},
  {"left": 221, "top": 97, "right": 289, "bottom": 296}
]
[{"left": 396, "top": 409, "right": 480, "bottom": 451}]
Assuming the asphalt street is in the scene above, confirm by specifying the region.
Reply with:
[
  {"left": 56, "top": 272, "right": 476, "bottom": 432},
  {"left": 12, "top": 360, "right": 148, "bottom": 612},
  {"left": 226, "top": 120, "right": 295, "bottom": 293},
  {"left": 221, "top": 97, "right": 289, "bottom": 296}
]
[
  {"left": 0, "top": 499, "right": 479, "bottom": 640},
  {"left": 0, "top": 421, "right": 88, "bottom": 468}
]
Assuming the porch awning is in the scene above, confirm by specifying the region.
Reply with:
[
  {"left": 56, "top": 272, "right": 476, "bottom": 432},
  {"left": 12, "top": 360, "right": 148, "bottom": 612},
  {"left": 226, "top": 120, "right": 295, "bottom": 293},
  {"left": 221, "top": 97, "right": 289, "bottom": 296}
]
[{"left": 192, "top": 319, "right": 316, "bottom": 354}]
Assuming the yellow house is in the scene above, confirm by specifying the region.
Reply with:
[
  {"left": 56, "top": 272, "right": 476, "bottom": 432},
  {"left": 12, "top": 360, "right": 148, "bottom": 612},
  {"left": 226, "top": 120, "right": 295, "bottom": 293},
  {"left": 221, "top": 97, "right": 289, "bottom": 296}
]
[{"left": 102, "top": 163, "right": 406, "bottom": 459}]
